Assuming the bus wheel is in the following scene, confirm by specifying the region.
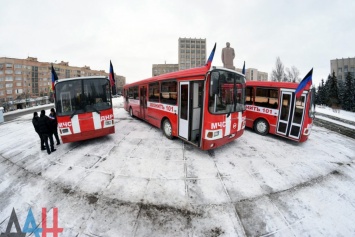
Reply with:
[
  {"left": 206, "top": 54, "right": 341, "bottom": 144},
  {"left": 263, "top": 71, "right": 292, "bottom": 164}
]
[
  {"left": 254, "top": 119, "right": 269, "bottom": 135},
  {"left": 129, "top": 107, "right": 134, "bottom": 117},
  {"left": 162, "top": 119, "right": 173, "bottom": 139}
]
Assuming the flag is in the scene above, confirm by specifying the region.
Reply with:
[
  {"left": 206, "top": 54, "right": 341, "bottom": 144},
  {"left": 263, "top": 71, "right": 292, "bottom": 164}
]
[
  {"left": 51, "top": 64, "right": 58, "bottom": 91},
  {"left": 295, "top": 68, "right": 313, "bottom": 98},
  {"left": 109, "top": 60, "right": 117, "bottom": 95},
  {"left": 242, "top": 61, "right": 245, "bottom": 74},
  {"left": 109, "top": 60, "right": 115, "bottom": 87},
  {"left": 205, "top": 43, "right": 216, "bottom": 69}
]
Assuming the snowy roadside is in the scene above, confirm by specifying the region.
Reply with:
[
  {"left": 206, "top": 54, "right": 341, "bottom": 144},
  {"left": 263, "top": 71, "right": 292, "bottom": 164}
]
[
  {"left": 3, "top": 103, "right": 54, "bottom": 116},
  {"left": 316, "top": 105, "right": 355, "bottom": 123},
  {"left": 316, "top": 115, "right": 355, "bottom": 130}
]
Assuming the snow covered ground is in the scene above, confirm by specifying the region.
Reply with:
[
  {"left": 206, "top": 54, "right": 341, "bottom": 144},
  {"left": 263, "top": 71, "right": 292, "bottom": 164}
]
[
  {"left": 316, "top": 105, "right": 355, "bottom": 122},
  {"left": 0, "top": 98, "right": 354, "bottom": 236}
]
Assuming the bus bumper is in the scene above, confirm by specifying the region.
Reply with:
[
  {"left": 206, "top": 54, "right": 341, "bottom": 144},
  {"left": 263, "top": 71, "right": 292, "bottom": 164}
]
[
  {"left": 60, "top": 127, "right": 115, "bottom": 143},
  {"left": 201, "top": 129, "right": 245, "bottom": 150}
]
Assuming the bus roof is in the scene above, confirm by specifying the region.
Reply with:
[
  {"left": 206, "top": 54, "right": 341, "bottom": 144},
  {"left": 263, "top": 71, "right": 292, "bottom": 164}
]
[
  {"left": 125, "top": 66, "right": 209, "bottom": 88},
  {"left": 55, "top": 76, "right": 108, "bottom": 84},
  {"left": 246, "top": 81, "right": 309, "bottom": 90},
  {"left": 124, "top": 66, "right": 244, "bottom": 88}
]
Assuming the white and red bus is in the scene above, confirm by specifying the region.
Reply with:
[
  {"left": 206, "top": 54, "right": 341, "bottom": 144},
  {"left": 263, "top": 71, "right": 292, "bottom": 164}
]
[
  {"left": 123, "top": 50, "right": 246, "bottom": 150},
  {"left": 245, "top": 81, "right": 315, "bottom": 142},
  {"left": 54, "top": 76, "right": 115, "bottom": 143}
]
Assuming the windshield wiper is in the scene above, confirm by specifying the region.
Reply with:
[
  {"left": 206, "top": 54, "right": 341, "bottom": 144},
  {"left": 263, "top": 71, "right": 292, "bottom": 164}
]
[
  {"left": 91, "top": 105, "right": 101, "bottom": 115},
  {"left": 227, "top": 102, "right": 233, "bottom": 118},
  {"left": 86, "top": 104, "right": 101, "bottom": 115},
  {"left": 70, "top": 110, "right": 79, "bottom": 119}
]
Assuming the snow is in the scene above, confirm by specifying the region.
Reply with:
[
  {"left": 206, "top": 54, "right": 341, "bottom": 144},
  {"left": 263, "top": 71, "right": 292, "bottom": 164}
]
[
  {"left": 0, "top": 97, "right": 354, "bottom": 236},
  {"left": 316, "top": 115, "right": 355, "bottom": 129},
  {"left": 316, "top": 105, "right": 355, "bottom": 122},
  {"left": 3, "top": 103, "right": 54, "bottom": 116}
]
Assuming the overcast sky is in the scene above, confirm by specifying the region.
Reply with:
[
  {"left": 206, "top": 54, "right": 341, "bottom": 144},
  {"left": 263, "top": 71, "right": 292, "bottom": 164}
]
[{"left": 1, "top": 0, "right": 354, "bottom": 86}]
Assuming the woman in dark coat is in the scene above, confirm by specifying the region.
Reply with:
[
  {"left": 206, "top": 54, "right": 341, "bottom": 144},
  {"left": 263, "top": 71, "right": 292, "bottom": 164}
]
[{"left": 32, "top": 112, "right": 45, "bottom": 150}]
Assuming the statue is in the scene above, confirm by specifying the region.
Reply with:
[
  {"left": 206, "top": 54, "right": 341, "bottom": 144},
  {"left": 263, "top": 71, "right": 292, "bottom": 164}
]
[{"left": 221, "top": 42, "right": 235, "bottom": 70}]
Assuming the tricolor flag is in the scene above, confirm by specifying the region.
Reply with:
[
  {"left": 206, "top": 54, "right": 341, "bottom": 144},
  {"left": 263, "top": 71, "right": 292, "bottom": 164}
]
[
  {"left": 109, "top": 60, "right": 116, "bottom": 95},
  {"left": 51, "top": 64, "right": 58, "bottom": 91},
  {"left": 109, "top": 60, "right": 115, "bottom": 87},
  {"left": 205, "top": 43, "right": 216, "bottom": 70},
  {"left": 242, "top": 61, "right": 245, "bottom": 74},
  {"left": 295, "top": 68, "right": 313, "bottom": 98}
]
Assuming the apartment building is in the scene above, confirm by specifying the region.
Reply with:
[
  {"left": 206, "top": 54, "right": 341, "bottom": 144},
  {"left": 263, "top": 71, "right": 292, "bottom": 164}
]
[
  {"left": 0, "top": 56, "right": 125, "bottom": 110},
  {"left": 236, "top": 67, "right": 268, "bottom": 81},
  {"left": 330, "top": 57, "right": 355, "bottom": 81},
  {"left": 178, "top": 38, "right": 206, "bottom": 70}
]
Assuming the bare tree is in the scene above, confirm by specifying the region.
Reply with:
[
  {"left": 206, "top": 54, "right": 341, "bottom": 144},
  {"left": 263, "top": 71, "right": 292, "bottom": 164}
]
[
  {"left": 271, "top": 57, "right": 284, "bottom": 82},
  {"left": 285, "top": 66, "right": 300, "bottom": 82}
]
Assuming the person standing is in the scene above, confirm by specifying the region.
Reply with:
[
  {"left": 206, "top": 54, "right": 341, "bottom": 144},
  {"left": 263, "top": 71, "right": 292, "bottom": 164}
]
[
  {"left": 49, "top": 108, "right": 60, "bottom": 145},
  {"left": 38, "top": 110, "right": 56, "bottom": 155},
  {"left": 32, "top": 112, "right": 45, "bottom": 150}
]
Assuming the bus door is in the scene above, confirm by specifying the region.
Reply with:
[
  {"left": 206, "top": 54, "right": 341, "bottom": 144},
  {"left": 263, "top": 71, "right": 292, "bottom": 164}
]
[
  {"left": 179, "top": 82, "right": 189, "bottom": 139},
  {"left": 190, "top": 81, "right": 203, "bottom": 146},
  {"left": 178, "top": 81, "right": 203, "bottom": 145},
  {"left": 276, "top": 90, "right": 293, "bottom": 136},
  {"left": 140, "top": 86, "right": 147, "bottom": 120},
  {"left": 288, "top": 94, "right": 307, "bottom": 140},
  {"left": 277, "top": 89, "right": 307, "bottom": 140}
]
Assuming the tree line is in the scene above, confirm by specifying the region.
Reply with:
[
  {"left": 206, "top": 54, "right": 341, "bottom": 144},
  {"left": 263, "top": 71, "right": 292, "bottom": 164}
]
[
  {"left": 315, "top": 71, "right": 355, "bottom": 112},
  {"left": 271, "top": 57, "right": 301, "bottom": 83}
]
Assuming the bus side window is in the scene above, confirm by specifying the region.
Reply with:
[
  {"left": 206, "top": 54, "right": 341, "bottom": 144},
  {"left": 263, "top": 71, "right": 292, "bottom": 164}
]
[{"left": 246, "top": 87, "right": 253, "bottom": 105}]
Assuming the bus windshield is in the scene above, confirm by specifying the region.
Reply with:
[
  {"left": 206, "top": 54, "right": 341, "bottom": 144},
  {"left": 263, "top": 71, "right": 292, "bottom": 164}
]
[
  {"left": 209, "top": 70, "right": 246, "bottom": 114},
  {"left": 55, "top": 78, "right": 112, "bottom": 116}
]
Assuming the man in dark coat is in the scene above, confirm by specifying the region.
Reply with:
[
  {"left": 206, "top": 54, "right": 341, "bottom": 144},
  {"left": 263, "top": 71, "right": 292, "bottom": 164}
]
[
  {"left": 38, "top": 110, "right": 56, "bottom": 155},
  {"left": 49, "top": 108, "right": 60, "bottom": 145},
  {"left": 32, "top": 112, "right": 45, "bottom": 150}
]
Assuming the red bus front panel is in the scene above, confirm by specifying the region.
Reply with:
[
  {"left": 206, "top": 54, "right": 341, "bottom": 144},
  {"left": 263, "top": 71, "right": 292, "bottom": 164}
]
[
  {"left": 57, "top": 109, "right": 115, "bottom": 143},
  {"left": 201, "top": 111, "right": 246, "bottom": 150}
]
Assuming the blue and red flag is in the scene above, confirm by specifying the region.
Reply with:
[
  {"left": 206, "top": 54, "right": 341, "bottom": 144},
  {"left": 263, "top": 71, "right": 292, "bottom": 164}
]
[
  {"left": 109, "top": 60, "right": 115, "bottom": 87},
  {"left": 51, "top": 64, "right": 58, "bottom": 91},
  {"left": 242, "top": 61, "right": 245, "bottom": 74},
  {"left": 295, "top": 68, "right": 313, "bottom": 98},
  {"left": 205, "top": 43, "right": 216, "bottom": 70}
]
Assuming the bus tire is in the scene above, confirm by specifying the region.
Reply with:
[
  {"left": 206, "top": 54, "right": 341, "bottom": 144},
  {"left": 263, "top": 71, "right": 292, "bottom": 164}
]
[
  {"left": 162, "top": 119, "right": 173, "bottom": 140},
  {"left": 254, "top": 119, "right": 269, "bottom": 136},
  {"left": 129, "top": 107, "right": 134, "bottom": 117}
]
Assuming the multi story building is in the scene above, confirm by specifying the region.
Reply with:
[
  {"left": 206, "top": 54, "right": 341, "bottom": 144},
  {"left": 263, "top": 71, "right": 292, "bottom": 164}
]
[
  {"left": 178, "top": 38, "right": 206, "bottom": 70},
  {"left": 152, "top": 63, "right": 179, "bottom": 76},
  {"left": 236, "top": 68, "right": 268, "bottom": 81},
  {"left": 330, "top": 57, "right": 355, "bottom": 81},
  {"left": 0, "top": 57, "right": 125, "bottom": 110}
]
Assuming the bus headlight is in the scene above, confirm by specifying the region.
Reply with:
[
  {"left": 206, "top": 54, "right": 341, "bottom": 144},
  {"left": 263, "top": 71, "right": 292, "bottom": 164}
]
[
  {"left": 207, "top": 132, "right": 213, "bottom": 138},
  {"left": 60, "top": 128, "right": 71, "bottom": 135},
  {"left": 205, "top": 129, "right": 223, "bottom": 140}
]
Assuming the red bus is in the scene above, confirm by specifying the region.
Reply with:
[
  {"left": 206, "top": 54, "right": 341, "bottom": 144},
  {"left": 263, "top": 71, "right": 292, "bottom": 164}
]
[
  {"left": 123, "top": 61, "right": 246, "bottom": 150},
  {"left": 54, "top": 76, "right": 115, "bottom": 143},
  {"left": 245, "top": 81, "right": 315, "bottom": 142}
]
